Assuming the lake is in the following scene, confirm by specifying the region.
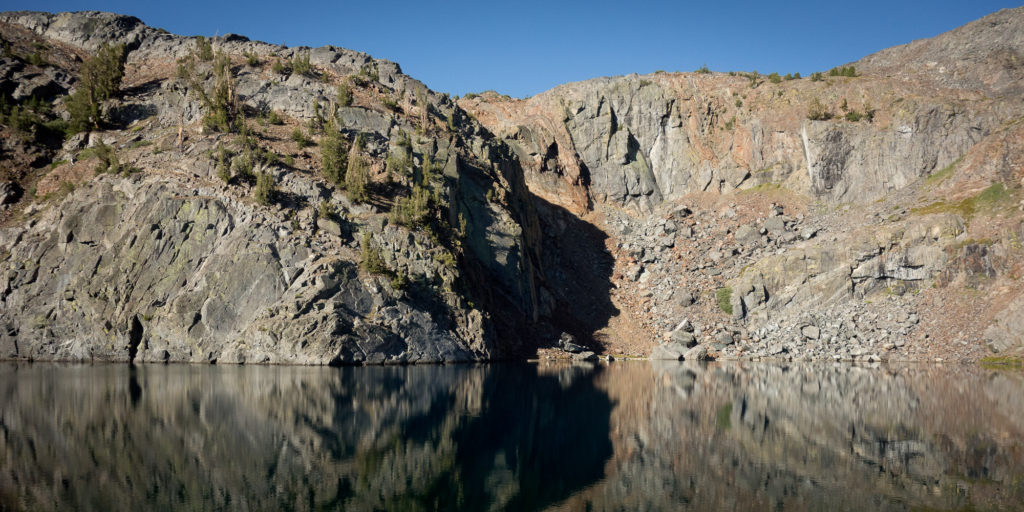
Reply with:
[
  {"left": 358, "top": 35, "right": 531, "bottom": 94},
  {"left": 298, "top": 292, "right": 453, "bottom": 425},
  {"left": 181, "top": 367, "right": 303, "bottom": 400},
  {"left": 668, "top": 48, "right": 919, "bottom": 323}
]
[{"left": 1, "top": 361, "right": 1022, "bottom": 511}]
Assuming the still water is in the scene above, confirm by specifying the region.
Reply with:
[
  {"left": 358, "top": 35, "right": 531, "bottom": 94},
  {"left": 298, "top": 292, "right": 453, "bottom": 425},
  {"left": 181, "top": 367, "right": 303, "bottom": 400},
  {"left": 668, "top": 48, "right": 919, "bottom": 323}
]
[{"left": 1, "top": 361, "right": 1022, "bottom": 511}]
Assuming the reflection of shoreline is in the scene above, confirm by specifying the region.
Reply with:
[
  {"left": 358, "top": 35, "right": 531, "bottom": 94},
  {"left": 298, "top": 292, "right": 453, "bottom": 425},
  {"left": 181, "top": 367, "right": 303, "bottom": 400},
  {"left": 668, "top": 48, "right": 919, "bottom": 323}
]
[
  {"left": 0, "top": 362, "right": 614, "bottom": 511},
  {"left": 550, "top": 361, "right": 1024, "bottom": 511}
]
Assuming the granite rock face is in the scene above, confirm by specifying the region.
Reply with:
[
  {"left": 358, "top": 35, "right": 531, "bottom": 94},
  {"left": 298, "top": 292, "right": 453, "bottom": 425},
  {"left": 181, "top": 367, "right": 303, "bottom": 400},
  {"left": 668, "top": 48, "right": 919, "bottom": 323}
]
[
  {"left": 464, "top": 72, "right": 1016, "bottom": 214},
  {"left": 3, "top": 8, "right": 1024, "bottom": 363},
  {"left": 0, "top": 11, "right": 548, "bottom": 363},
  {"left": 0, "top": 176, "right": 490, "bottom": 364},
  {"left": 461, "top": 6, "right": 1024, "bottom": 361}
]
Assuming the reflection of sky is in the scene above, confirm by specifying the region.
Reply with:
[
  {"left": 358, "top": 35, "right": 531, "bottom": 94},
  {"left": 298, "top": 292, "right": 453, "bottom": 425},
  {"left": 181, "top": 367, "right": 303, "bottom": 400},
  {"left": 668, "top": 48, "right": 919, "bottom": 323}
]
[{"left": 0, "top": 362, "right": 1022, "bottom": 511}]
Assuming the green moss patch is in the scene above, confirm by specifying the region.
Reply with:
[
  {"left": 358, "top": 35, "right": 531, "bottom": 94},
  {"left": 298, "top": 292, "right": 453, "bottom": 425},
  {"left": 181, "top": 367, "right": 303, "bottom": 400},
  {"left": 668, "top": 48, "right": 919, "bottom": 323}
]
[
  {"left": 912, "top": 183, "right": 1015, "bottom": 218},
  {"left": 716, "top": 287, "right": 733, "bottom": 315},
  {"left": 925, "top": 156, "right": 963, "bottom": 185},
  {"left": 979, "top": 356, "right": 1024, "bottom": 369}
]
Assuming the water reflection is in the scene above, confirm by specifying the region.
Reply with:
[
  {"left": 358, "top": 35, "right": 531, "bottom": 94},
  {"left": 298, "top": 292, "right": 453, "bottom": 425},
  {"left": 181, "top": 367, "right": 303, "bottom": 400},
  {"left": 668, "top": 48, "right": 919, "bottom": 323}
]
[
  {"left": 0, "top": 362, "right": 1022, "bottom": 511},
  {"left": 0, "top": 363, "right": 612, "bottom": 511},
  {"left": 556, "top": 361, "right": 1024, "bottom": 511}
]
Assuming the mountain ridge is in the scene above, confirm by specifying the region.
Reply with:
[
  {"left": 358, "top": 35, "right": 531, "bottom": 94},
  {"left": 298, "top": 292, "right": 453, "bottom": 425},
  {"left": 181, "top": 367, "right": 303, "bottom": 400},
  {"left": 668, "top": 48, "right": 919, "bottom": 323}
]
[{"left": 1, "top": 8, "right": 1022, "bottom": 364}]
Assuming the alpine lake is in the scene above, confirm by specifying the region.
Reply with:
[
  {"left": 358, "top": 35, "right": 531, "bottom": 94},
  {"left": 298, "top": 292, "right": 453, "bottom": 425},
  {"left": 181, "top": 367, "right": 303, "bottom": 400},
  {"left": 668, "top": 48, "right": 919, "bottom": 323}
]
[{"left": 1, "top": 360, "right": 1023, "bottom": 511}]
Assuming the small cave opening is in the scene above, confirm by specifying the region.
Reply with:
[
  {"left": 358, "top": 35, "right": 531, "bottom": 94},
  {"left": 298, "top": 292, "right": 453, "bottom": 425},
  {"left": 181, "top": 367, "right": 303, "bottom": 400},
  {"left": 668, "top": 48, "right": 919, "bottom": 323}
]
[{"left": 128, "top": 315, "right": 143, "bottom": 364}]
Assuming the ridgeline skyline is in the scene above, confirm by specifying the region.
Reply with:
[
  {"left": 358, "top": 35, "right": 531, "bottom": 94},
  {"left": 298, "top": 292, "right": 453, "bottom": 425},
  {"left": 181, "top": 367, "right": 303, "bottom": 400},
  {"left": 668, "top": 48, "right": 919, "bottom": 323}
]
[{"left": 3, "top": 1, "right": 1020, "bottom": 98}]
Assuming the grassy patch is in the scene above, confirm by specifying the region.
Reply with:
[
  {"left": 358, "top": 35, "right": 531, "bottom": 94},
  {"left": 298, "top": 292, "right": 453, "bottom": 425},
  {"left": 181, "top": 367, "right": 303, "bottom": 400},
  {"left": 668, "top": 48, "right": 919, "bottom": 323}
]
[
  {"left": 739, "top": 182, "right": 781, "bottom": 194},
  {"left": 976, "top": 182, "right": 1011, "bottom": 205},
  {"left": 926, "top": 156, "right": 963, "bottom": 185},
  {"left": 41, "top": 181, "right": 77, "bottom": 203},
  {"left": 911, "top": 183, "right": 1015, "bottom": 218},
  {"left": 952, "top": 238, "right": 995, "bottom": 251},
  {"left": 716, "top": 287, "right": 733, "bottom": 315},
  {"left": 76, "top": 146, "right": 99, "bottom": 160},
  {"left": 979, "top": 356, "right": 1024, "bottom": 369}
]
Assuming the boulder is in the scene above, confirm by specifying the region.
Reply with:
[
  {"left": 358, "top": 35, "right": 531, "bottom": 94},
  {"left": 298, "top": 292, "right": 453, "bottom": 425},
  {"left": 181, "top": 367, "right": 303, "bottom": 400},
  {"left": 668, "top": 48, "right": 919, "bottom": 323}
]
[
  {"left": 673, "top": 318, "right": 694, "bottom": 333},
  {"left": 763, "top": 216, "right": 787, "bottom": 235},
  {"left": 734, "top": 224, "right": 759, "bottom": 244},
  {"left": 983, "top": 294, "right": 1024, "bottom": 354},
  {"left": 716, "top": 332, "right": 735, "bottom": 345},
  {"left": 671, "top": 331, "right": 697, "bottom": 347},
  {"left": 0, "top": 182, "right": 22, "bottom": 205},
  {"left": 682, "top": 344, "right": 710, "bottom": 361},
  {"left": 316, "top": 217, "right": 343, "bottom": 237},
  {"left": 573, "top": 351, "right": 599, "bottom": 362},
  {"left": 558, "top": 332, "right": 586, "bottom": 353},
  {"left": 650, "top": 342, "right": 687, "bottom": 360}
]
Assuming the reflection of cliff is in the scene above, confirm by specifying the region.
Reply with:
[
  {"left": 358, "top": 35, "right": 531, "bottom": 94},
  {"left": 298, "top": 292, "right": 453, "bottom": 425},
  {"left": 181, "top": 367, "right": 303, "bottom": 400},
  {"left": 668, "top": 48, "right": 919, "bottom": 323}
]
[
  {"left": 552, "top": 362, "right": 1024, "bottom": 511},
  {"left": 0, "top": 363, "right": 612, "bottom": 511},
  {"left": 1, "top": 363, "right": 1022, "bottom": 511}
]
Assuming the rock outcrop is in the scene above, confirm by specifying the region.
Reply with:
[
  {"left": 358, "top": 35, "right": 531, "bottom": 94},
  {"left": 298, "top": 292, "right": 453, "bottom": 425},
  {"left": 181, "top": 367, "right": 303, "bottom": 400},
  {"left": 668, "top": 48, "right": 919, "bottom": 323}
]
[
  {"left": 2, "top": 7, "right": 1024, "bottom": 363},
  {"left": 0, "top": 11, "right": 550, "bottom": 363},
  {"left": 1, "top": 176, "right": 491, "bottom": 364},
  {"left": 463, "top": 6, "right": 1024, "bottom": 361}
]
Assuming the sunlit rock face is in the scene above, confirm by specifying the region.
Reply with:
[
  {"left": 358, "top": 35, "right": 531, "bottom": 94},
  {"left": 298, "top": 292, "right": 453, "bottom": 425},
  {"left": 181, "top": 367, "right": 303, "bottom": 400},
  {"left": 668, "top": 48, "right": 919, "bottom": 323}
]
[
  {"left": 0, "top": 11, "right": 550, "bottom": 363},
  {"left": 3, "top": 8, "right": 1024, "bottom": 361},
  {"left": 1, "top": 362, "right": 1022, "bottom": 510}
]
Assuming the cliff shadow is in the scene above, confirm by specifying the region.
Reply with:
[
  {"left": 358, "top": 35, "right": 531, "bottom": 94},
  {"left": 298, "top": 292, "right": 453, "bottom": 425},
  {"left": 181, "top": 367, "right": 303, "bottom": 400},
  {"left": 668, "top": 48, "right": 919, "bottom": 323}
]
[
  {"left": 319, "top": 363, "right": 615, "bottom": 510},
  {"left": 532, "top": 194, "right": 618, "bottom": 354},
  {"left": 452, "top": 164, "right": 617, "bottom": 357}
]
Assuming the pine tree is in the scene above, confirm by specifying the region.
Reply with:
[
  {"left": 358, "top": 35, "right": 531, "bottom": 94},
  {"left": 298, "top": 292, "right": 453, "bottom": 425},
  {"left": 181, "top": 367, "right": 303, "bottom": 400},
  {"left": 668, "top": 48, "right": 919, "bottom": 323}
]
[
  {"left": 320, "top": 120, "right": 347, "bottom": 186},
  {"left": 345, "top": 151, "right": 369, "bottom": 202},
  {"left": 67, "top": 43, "right": 126, "bottom": 132},
  {"left": 254, "top": 171, "right": 274, "bottom": 204},
  {"left": 336, "top": 83, "right": 353, "bottom": 107}
]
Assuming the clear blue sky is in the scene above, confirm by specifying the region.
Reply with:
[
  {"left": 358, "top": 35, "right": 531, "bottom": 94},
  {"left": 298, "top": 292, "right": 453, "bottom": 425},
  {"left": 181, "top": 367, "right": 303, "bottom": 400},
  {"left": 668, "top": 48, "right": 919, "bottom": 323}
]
[{"left": 4, "top": 1, "right": 1021, "bottom": 98}]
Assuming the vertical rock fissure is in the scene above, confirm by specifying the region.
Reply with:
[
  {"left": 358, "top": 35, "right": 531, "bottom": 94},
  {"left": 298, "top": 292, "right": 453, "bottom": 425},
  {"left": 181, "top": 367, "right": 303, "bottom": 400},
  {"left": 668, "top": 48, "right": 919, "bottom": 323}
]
[
  {"left": 800, "top": 122, "right": 814, "bottom": 182},
  {"left": 128, "top": 315, "right": 143, "bottom": 363}
]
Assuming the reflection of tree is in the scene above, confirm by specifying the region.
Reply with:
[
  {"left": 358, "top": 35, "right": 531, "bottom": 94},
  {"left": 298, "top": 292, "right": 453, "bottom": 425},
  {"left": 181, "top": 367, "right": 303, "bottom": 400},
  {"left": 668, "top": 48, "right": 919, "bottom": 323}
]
[{"left": 0, "top": 363, "right": 613, "bottom": 511}]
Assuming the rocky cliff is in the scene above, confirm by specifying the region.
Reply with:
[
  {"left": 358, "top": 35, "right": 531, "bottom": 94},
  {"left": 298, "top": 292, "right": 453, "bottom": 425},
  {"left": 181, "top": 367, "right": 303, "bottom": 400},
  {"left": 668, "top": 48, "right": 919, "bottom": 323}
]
[
  {"left": 460, "top": 6, "right": 1024, "bottom": 361},
  {"left": 0, "top": 11, "right": 554, "bottom": 363},
  {"left": 1, "top": 8, "right": 1023, "bottom": 364}
]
